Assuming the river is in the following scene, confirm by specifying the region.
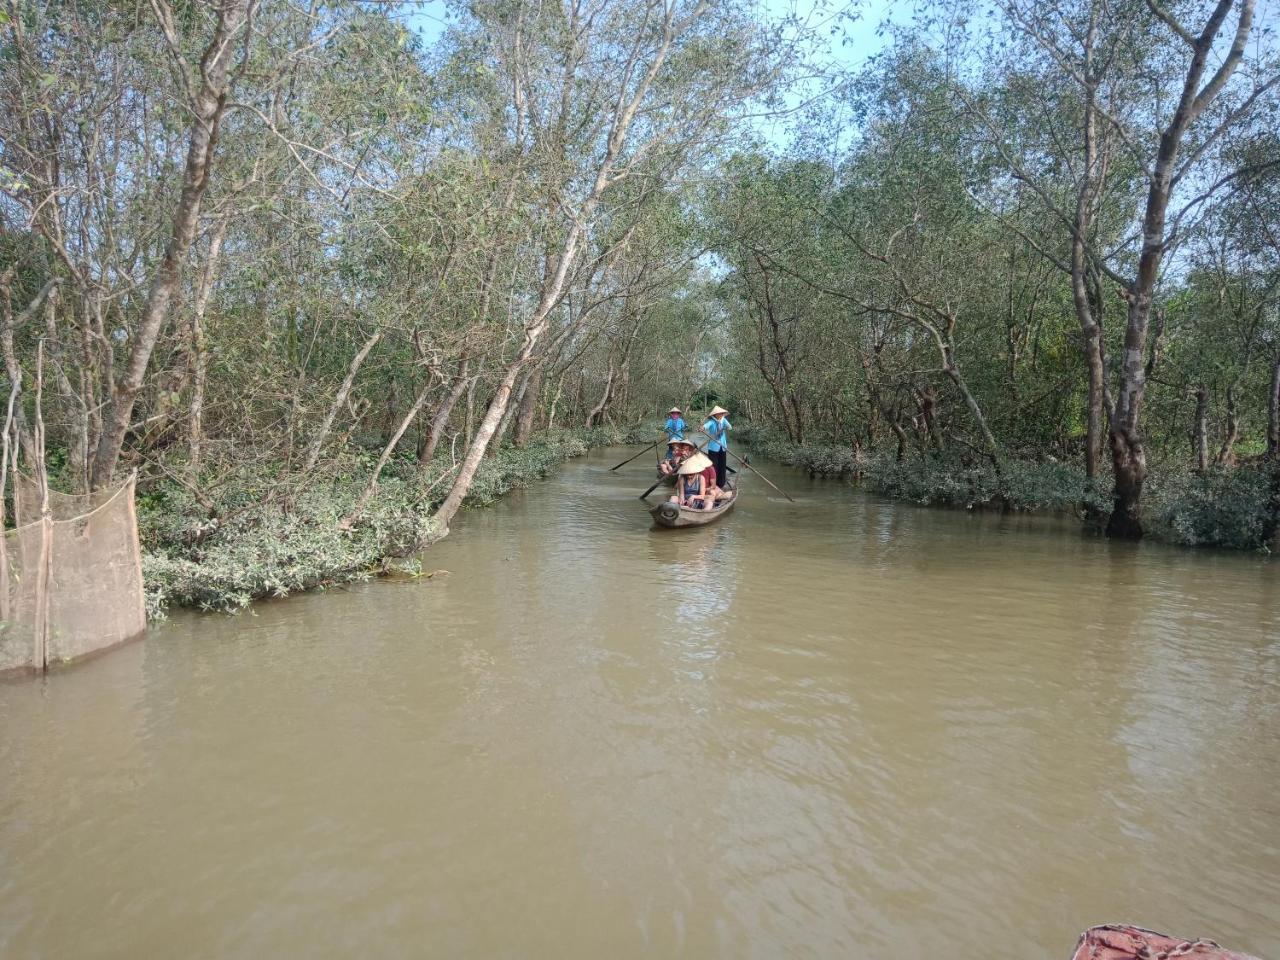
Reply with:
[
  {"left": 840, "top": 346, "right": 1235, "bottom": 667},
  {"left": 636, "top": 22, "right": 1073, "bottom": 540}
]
[{"left": 2, "top": 447, "right": 1278, "bottom": 958}]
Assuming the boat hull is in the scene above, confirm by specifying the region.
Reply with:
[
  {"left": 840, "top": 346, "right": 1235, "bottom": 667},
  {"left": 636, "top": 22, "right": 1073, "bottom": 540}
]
[{"left": 650, "top": 488, "right": 737, "bottom": 528}]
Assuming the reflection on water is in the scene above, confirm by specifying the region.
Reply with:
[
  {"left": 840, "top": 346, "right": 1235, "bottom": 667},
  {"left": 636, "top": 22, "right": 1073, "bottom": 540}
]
[{"left": 1, "top": 448, "right": 1278, "bottom": 959}]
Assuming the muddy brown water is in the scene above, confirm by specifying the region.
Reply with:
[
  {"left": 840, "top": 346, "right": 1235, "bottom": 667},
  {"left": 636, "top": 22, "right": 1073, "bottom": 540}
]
[{"left": 2, "top": 447, "right": 1278, "bottom": 959}]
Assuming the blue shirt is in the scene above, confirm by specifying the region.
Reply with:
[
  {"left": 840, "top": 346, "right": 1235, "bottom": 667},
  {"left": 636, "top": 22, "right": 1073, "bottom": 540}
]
[
  {"left": 664, "top": 416, "right": 686, "bottom": 439},
  {"left": 703, "top": 417, "right": 731, "bottom": 452}
]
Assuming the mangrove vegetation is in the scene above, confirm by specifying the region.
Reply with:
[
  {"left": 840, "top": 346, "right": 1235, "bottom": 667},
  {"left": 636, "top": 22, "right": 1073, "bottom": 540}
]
[{"left": 2, "top": 0, "right": 1279, "bottom": 614}]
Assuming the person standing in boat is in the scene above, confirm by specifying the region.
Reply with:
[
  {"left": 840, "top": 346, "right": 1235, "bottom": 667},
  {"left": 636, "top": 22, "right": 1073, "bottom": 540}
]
[
  {"left": 661, "top": 406, "right": 687, "bottom": 468},
  {"left": 663, "top": 407, "right": 686, "bottom": 442},
  {"left": 702, "top": 405, "right": 732, "bottom": 489}
]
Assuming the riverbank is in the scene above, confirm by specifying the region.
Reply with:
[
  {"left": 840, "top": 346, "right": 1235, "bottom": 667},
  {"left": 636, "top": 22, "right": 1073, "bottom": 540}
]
[
  {"left": 138, "top": 425, "right": 647, "bottom": 618},
  {"left": 739, "top": 426, "right": 1280, "bottom": 552}
]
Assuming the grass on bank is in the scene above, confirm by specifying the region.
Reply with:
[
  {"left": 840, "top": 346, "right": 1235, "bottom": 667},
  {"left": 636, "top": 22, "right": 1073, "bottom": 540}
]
[{"left": 138, "top": 425, "right": 644, "bottom": 618}]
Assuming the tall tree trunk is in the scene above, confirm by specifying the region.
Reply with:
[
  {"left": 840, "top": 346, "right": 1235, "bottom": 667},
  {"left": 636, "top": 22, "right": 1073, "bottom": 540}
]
[
  {"left": 490, "top": 367, "right": 528, "bottom": 454},
  {"left": 513, "top": 362, "right": 543, "bottom": 447},
  {"left": 546, "top": 372, "right": 565, "bottom": 431},
  {"left": 924, "top": 324, "right": 999, "bottom": 464},
  {"left": 917, "top": 385, "right": 943, "bottom": 451},
  {"left": 435, "top": 235, "right": 587, "bottom": 528},
  {"left": 944, "top": 359, "right": 999, "bottom": 463},
  {"left": 39, "top": 288, "right": 92, "bottom": 491},
  {"left": 418, "top": 356, "right": 470, "bottom": 465},
  {"left": 1075, "top": 263, "right": 1108, "bottom": 481},
  {"left": 300, "top": 329, "right": 382, "bottom": 474},
  {"left": 1265, "top": 355, "right": 1280, "bottom": 549},
  {"left": 188, "top": 214, "right": 228, "bottom": 474},
  {"left": 81, "top": 294, "right": 105, "bottom": 472},
  {"left": 1071, "top": 3, "right": 1109, "bottom": 483},
  {"left": 345, "top": 373, "right": 437, "bottom": 524},
  {"left": 585, "top": 362, "right": 615, "bottom": 428},
  {"left": 1215, "top": 384, "right": 1239, "bottom": 467},
  {"left": 90, "top": 0, "right": 253, "bottom": 489},
  {"left": 1106, "top": 0, "right": 1255, "bottom": 538},
  {"left": 0, "top": 274, "right": 58, "bottom": 459},
  {"left": 463, "top": 378, "right": 476, "bottom": 448},
  {"left": 1192, "top": 385, "right": 1209, "bottom": 472},
  {"left": 1268, "top": 354, "right": 1280, "bottom": 459}
]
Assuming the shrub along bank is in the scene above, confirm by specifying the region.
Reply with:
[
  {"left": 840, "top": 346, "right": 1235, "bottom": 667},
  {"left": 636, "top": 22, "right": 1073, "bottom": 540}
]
[
  {"left": 139, "top": 427, "right": 631, "bottom": 618},
  {"left": 738, "top": 425, "right": 1280, "bottom": 552}
]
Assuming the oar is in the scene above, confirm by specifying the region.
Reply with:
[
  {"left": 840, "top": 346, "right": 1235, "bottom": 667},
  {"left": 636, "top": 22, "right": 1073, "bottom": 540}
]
[
  {"left": 699, "top": 432, "right": 795, "bottom": 503},
  {"left": 609, "top": 439, "right": 661, "bottom": 471},
  {"left": 638, "top": 474, "right": 668, "bottom": 500}
]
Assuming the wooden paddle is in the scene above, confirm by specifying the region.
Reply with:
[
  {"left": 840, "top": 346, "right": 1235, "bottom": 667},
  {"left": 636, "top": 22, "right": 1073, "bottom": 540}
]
[
  {"left": 609, "top": 439, "right": 661, "bottom": 471},
  {"left": 638, "top": 474, "right": 670, "bottom": 500},
  {"left": 699, "top": 431, "right": 795, "bottom": 503}
]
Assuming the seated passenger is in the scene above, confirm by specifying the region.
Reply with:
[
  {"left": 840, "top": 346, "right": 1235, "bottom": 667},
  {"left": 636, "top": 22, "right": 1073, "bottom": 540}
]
[
  {"left": 659, "top": 438, "right": 695, "bottom": 477},
  {"left": 699, "top": 456, "right": 726, "bottom": 501},
  {"left": 671, "top": 452, "right": 716, "bottom": 511}
]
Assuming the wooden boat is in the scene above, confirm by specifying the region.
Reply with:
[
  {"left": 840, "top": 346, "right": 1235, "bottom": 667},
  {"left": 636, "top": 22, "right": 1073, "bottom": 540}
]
[
  {"left": 1070, "top": 925, "right": 1259, "bottom": 960},
  {"left": 650, "top": 485, "right": 737, "bottom": 528}
]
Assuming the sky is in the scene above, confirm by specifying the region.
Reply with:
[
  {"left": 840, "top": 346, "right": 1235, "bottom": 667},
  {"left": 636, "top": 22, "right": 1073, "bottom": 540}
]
[
  {"left": 393, "top": 0, "right": 904, "bottom": 57},
  {"left": 388, "top": 0, "right": 909, "bottom": 150}
]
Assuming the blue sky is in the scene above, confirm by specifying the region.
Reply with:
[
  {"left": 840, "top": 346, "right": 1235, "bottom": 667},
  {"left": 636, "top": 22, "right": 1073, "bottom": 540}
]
[
  {"left": 396, "top": 0, "right": 904, "bottom": 71},
  {"left": 391, "top": 0, "right": 907, "bottom": 149}
]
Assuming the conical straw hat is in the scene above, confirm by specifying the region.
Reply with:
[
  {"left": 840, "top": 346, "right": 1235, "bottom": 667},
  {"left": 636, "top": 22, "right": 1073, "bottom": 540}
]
[
  {"left": 678, "top": 453, "right": 712, "bottom": 475},
  {"left": 667, "top": 406, "right": 682, "bottom": 414},
  {"left": 708, "top": 405, "right": 729, "bottom": 416}
]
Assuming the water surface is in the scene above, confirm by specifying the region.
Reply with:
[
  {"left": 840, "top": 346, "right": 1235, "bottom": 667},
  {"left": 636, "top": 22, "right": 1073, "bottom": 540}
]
[{"left": 2, "top": 448, "right": 1278, "bottom": 958}]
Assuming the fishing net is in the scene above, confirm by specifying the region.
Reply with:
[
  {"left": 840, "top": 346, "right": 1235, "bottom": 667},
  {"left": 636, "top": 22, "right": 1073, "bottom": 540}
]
[{"left": 0, "top": 474, "right": 146, "bottom": 676}]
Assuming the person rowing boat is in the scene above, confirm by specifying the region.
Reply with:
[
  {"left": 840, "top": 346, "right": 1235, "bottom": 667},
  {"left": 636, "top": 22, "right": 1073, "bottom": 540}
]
[
  {"left": 663, "top": 406, "right": 687, "bottom": 443},
  {"left": 701, "top": 405, "right": 732, "bottom": 488}
]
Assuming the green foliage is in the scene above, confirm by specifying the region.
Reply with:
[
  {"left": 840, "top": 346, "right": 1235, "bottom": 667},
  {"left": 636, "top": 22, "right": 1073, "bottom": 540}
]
[
  {"left": 743, "top": 425, "right": 857, "bottom": 476},
  {"left": 1149, "top": 466, "right": 1276, "bottom": 551},
  {"left": 620, "top": 423, "right": 659, "bottom": 444},
  {"left": 461, "top": 432, "right": 590, "bottom": 506},
  {"left": 864, "top": 454, "right": 1103, "bottom": 515},
  {"left": 138, "top": 428, "right": 613, "bottom": 617},
  {"left": 139, "top": 473, "right": 440, "bottom": 617},
  {"left": 749, "top": 424, "right": 1280, "bottom": 550}
]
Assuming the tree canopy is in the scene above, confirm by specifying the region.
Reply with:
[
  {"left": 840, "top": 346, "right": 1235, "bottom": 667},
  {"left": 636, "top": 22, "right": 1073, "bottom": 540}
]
[{"left": 1, "top": 0, "right": 1277, "bottom": 543}]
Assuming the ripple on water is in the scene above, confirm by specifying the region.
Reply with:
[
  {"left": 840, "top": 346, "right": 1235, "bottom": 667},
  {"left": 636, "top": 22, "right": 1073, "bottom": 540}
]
[{"left": 0, "top": 449, "right": 1277, "bottom": 959}]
